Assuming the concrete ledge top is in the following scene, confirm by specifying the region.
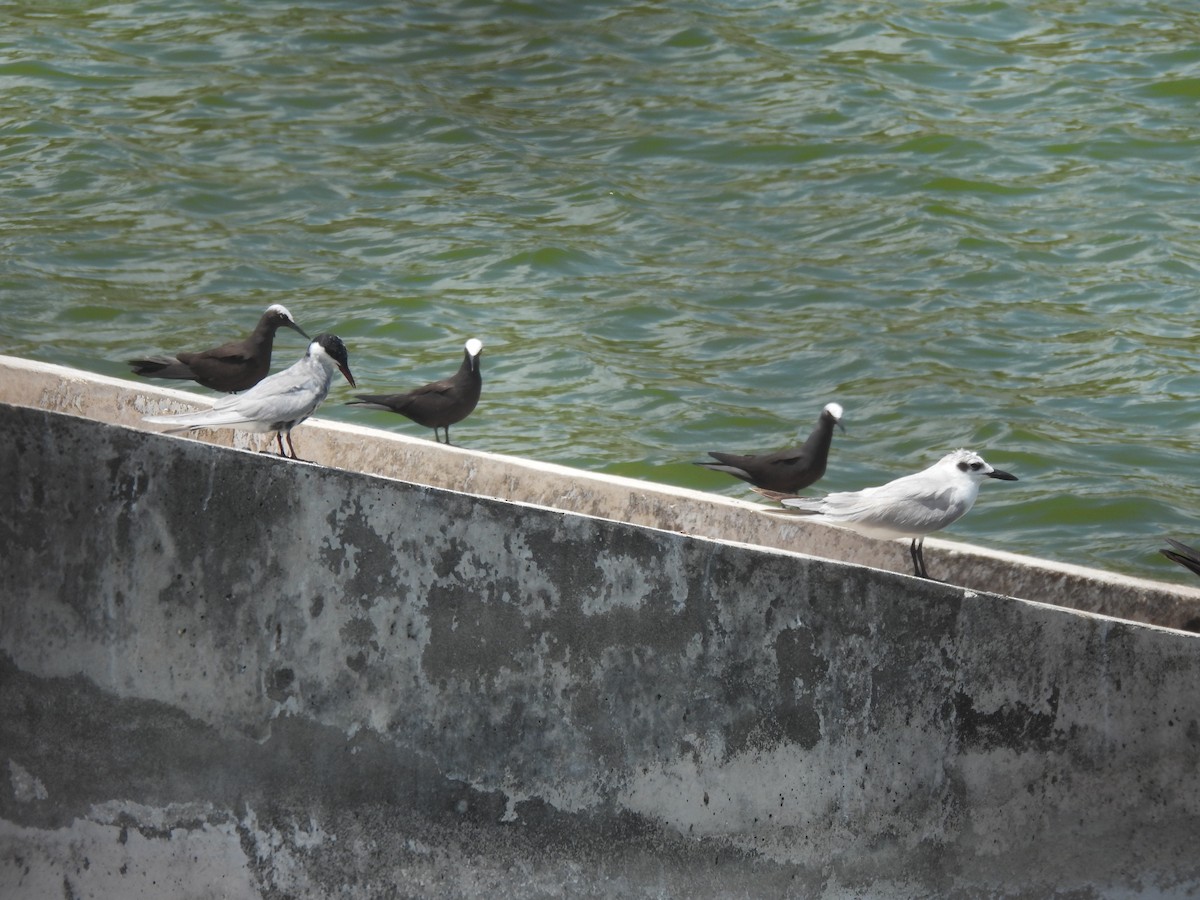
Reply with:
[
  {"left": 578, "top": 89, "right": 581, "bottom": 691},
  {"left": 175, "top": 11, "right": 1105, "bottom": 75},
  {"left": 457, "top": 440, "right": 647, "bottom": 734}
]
[{"left": 4, "top": 353, "right": 1200, "bottom": 632}]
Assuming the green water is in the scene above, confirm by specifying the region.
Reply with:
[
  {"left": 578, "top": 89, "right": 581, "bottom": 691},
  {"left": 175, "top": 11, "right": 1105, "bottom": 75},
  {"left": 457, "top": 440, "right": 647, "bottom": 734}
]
[{"left": 3, "top": 1, "right": 1200, "bottom": 583}]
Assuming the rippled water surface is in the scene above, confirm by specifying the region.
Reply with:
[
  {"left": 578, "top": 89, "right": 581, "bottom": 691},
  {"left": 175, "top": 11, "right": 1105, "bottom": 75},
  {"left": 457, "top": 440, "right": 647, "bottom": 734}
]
[{"left": 4, "top": 1, "right": 1200, "bottom": 583}]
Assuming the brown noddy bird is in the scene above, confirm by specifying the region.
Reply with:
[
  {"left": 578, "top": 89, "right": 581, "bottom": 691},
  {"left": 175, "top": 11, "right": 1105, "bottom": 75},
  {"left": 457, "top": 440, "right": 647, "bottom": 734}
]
[
  {"left": 1161, "top": 538, "right": 1200, "bottom": 578},
  {"left": 129, "top": 304, "right": 310, "bottom": 393},
  {"left": 347, "top": 338, "right": 483, "bottom": 444},
  {"left": 694, "top": 402, "right": 845, "bottom": 494}
]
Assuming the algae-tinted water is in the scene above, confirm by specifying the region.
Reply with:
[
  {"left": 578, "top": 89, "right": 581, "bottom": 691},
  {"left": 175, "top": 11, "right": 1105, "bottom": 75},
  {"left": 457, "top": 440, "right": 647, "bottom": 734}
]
[{"left": 3, "top": 1, "right": 1200, "bottom": 582}]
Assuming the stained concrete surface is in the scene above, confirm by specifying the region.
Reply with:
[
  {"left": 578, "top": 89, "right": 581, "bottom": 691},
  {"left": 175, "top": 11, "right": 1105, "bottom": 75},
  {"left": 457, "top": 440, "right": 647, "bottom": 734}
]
[
  {"left": 1, "top": 401, "right": 1199, "bottom": 898},
  {"left": 5, "top": 354, "right": 1200, "bottom": 634}
]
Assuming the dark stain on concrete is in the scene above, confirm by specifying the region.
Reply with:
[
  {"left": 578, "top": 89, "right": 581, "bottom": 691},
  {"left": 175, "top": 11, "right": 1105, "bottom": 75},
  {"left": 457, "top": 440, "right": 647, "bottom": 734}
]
[
  {"left": 323, "top": 498, "right": 401, "bottom": 610},
  {"left": 770, "top": 625, "right": 828, "bottom": 750},
  {"left": 266, "top": 667, "right": 295, "bottom": 702},
  {"left": 421, "top": 580, "right": 529, "bottom": 688},
  {"left": 953, "top": 687, "right": 1061, "bottom": 753},
  {"left": 0, "top": 653, "right": 816, "bottom": 897},
  {"left": 339, "top": 617, "right": 377, "bottom": 647}
]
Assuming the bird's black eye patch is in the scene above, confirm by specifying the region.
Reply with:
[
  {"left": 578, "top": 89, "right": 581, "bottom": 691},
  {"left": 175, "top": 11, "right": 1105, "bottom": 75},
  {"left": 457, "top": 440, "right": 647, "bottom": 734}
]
[
  {"left": 970, "top": 462, "right": 983, "bottom": 471},
  {"left": 957, "top": 461, "right": 969, "bottom": 471}
]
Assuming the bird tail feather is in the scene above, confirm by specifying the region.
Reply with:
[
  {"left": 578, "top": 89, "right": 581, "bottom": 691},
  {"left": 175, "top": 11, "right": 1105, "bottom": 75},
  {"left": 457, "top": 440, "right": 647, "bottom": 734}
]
[
  {"left": 129, "top": 357, "right": 192, "bottom": 378},
  {"left": 144, "top": 408, "right": 252, "bottom": 432},
  {"left": 346, "top": 396, "right": 396, "bottom": 411},
  {"left": 693, "top": 462, "right": 750, "bottom": 479},
  {"left": 1161, "top": 539, "right": 1200, "bottom": 578}
]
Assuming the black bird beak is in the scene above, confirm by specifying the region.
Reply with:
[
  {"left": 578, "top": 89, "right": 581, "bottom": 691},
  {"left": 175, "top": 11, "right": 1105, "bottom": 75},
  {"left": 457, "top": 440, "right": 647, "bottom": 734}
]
[
  {"left": 289, "top": 321, "right": 312, "bottom": 341},
  {"left": 338, "top": 363, "right": 356, "bottom": 388},
  {"left": 988, "top": 468, "right": 1018, "bottom": 481},
  {"left": 836, "top": 420, "right": 846, "bottom": 434}
]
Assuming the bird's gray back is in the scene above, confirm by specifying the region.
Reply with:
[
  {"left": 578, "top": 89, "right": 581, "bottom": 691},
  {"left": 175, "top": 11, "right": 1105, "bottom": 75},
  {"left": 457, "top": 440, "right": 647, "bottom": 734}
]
[
  {"left": 821, "top": 477, "right": 978, "bottom": 539},
  {"left": 216, "top": 357, "right": 329, "bottom": 423}
]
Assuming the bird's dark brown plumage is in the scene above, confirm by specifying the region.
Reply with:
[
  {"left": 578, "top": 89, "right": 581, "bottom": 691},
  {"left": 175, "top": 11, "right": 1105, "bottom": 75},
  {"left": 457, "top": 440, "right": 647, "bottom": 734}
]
[
  {"left": 347, "top": 338, "right": 482, "bottom": 444},
  {"left": 129, "top": 304, "right": 309, "bottom": 393},
  {"left": 694, "top": 402, "right": 844, "bottom": 494},
  {"left": 1161, "top": 538, "right": 1200, "bottom": 578}
]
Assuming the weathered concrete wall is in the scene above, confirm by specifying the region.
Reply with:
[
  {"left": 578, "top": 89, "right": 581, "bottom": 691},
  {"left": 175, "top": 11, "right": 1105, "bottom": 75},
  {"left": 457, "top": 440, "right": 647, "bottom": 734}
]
[
  {"left": 5, "top": 354, "right": 1200, "bottom": 632},
  {"left": 1, "top": 401, "right": 1199, "bottom": 898}
]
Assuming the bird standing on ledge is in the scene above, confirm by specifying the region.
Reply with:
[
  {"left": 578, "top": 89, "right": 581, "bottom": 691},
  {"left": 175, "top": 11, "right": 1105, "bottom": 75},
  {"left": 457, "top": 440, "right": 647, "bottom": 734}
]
[
  {"left": 129, "top": 304, "right": 310, "bottom": 393},
  {"left": 347, "top": 338, "right": 483, "bottom": 445},
  {"left": 771, "top": 448, "right": 1018, "bottom": 579},
  {"left": 144, "top": 333, "right": 355, "bottom": 460},
  {"left": 695, "top": 402, "right": 844, "bottom": 495}
]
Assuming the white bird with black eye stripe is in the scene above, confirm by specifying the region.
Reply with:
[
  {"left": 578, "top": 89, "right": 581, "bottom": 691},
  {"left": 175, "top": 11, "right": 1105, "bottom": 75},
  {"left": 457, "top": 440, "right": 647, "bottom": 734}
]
[{"left": 768, "top": 448, "right": 1018, "bottom": 579}]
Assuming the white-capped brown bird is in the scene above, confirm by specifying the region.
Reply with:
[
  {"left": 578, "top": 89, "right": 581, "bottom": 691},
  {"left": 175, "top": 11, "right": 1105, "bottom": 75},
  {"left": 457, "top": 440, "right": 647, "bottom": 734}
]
[
  {"left": 347, "top": 338, "right": 482, "bottom": 444},
  {"left": 695, "top": 402, "right": 844, "bottom": 495},
  {"left": 129, "top": 304, "right": 310, "bottom": 393}
]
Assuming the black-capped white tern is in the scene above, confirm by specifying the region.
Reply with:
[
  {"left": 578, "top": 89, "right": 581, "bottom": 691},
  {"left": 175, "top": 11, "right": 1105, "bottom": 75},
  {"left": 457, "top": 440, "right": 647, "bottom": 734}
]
[{"left": 144, "top": 333, "right": 355, "bottom": 459}]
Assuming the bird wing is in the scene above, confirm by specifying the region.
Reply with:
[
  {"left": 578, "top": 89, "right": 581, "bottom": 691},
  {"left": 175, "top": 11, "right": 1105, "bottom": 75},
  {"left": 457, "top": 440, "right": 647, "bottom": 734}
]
[
  {"left": 128, "top": 356, "right": 195, "bottom": 378},
  {"left": 225, "top": 378, "right": 321, "bottom": 423},
  {"left": 226, "top": 361, "right": 332, "bottom": 420},
  {"left": 143, "top": 404, "right": 257, "bottom": 432},
  {"left": 178, "top": 341, "right": 254, "bottom": 366},
  {"left": 382, "top": 380, "right": 458, "bottom": 414},
  {"left": 824, "top": 479, "right": 968, "bottom": 537},
  {"left": 705, "top": 447, "right": 805, "bottom": 469},
  {"left": 767, "top": 448, "right": 810, "bottom": 467},
  {"left": 407, "top": 378, "right": 457, "bottom": 399},
  {"left": 704, "top": 451, "right": 751, "bottom": 468},
  {"left": 146, "top": 361, "right": 325, "bottom": 431}
]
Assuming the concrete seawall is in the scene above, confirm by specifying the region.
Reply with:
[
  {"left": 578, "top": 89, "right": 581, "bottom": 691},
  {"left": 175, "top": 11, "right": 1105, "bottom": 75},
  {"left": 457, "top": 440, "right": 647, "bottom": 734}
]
[
  {"left": 5, "top": 356, "right": 1200, "bottom": 632},
  {"left": 2, "top": 358, "right": 1199, "bottom": 897}
]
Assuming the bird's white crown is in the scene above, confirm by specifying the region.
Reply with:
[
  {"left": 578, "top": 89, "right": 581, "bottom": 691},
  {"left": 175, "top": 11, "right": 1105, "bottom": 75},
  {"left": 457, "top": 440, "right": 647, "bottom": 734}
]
[
  {"left": 823, "top": 402, "right": 844, "bottom": 421},
  {"left": 465, "top": 338, "right": 483, "bottom": 357}
]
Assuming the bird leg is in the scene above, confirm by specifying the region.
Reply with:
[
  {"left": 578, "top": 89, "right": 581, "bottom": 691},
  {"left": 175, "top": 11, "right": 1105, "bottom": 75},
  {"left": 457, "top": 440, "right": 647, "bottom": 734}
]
[
  {"left": 909, "top": 538, "right": 929, "bottom": 579},
  {"left": 269, "top": 432, "right": 300, "bottom": 460}
]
